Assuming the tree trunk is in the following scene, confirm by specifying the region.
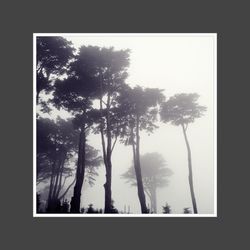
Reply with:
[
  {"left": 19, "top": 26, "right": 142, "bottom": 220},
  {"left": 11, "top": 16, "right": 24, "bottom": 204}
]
[
  {"left": 55, "top": 153, "right": 66, "bottom": 199},
  {"left": 181, "top": 123, "right": 198, "bottom": 214},
  {"left": 70, "top": 126, "right": 86, "bottom": 213},
  {"left": 104, "top": 159, "right": 112, "bottom": 213},
  {"left": 47, "top": 159, "right": 57, "bottom": 212},
  {"left": 134, "top": 115, "right": 148, "bottom": 213},
  {"left": 98, "top": 75, "right": 113, "bottom": 213},
  {"left": 145, "top": 189, "right": 153, "bottom": 212},
  {"left": 104, "top": 91, "right": 113, "bottom": 213},
  {"left": 58, "top": 177, "right": 76, "bottom": 201},
  {"left": 151, "top": 187, "right": 157, "bottom": 213},
  {"left": 51, "top": 156, "right": 63, "bottom": 200}
]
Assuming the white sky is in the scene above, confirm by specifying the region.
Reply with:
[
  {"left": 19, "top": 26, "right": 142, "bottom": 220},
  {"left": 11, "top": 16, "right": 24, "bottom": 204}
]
[{"left": 38, "top": 34, "right": 216, "bottom": 214}]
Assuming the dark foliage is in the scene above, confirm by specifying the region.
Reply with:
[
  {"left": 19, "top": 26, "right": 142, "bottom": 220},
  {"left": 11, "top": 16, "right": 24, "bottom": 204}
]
[{"left": 162, "top": 203, "right": 171, "bottom": 214}]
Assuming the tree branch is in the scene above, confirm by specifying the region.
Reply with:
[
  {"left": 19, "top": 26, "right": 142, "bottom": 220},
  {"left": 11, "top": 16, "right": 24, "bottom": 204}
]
[
  {"left": 111, "top": 136, "right": 118, "bottom": 155},
  {"left": 102, "top": 100, "right": 107, "bottom": 106},
  {"left": 58, "top": 177, "right": 76, "bottom": 200}
]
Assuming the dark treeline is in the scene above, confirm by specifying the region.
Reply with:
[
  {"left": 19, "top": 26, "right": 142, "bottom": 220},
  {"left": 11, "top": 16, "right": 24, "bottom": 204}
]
[{"left": 36, "top": 36, "right": 206, "bottom": 214}]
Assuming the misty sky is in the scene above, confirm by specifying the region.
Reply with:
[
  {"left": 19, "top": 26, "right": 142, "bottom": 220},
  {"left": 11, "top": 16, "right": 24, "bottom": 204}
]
[{"left": 38, "top": 34, "right": 216, "bottom": 214}]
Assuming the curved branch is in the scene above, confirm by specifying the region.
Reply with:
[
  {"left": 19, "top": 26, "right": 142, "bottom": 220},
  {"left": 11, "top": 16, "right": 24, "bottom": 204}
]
[{"left": 58, "top": 177, "right": 76, "bottom": 200}]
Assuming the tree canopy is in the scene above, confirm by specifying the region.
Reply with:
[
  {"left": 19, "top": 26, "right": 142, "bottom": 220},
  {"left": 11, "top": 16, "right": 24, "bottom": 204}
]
[
  {"left": 36, "top": 36, "right": 75, "bottom": 101},
  {"left": 122, "top": 152, "right": 173, "bottom": 213},
  {"left": 160, "top": 93, "right": 207, "bottom": 126},
  {"left": 122, "top": 152, "right": 173, "bottom": 189}
]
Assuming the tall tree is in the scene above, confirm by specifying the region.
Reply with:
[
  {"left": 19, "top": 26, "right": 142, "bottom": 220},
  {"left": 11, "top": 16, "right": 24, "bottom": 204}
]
[
  {"left": 160, "top": 93, "right": 206, "bottom": 214},
  {"left": 53, "top": 79, "right": 97, "bottom": 212},
  {"left": 122, "top": 152, "right": 173, "bottom": 213},
  {"left": 75, "top": 46, "right": 130, "bottom": 213},
  {"left": 117, "top": 86, "right": 165, "bottom": 213},
  {"left": 36, "top": 36, "right": 74, "bottom": 103},
  {"left": 52, "top": 48, "right": 102, "bottom": 212}
]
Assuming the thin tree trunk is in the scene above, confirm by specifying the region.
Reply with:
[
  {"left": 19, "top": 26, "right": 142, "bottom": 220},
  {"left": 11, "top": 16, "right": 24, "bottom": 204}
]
[
  {"left": 181, "top": 123, "right": 198, "bottom": 214},
  {"left": 98, "top": 74, "right": 112, "bottom": 213},
  {"left": 55, "top": 153, "right": 66, "bottom": 199},
  {"left": 134, "top": 115, "right": 148, "bottom": 213},
  {"left": 144, "top": 189, "right": 153, "bottom": 212},
  {"left": 70, "top": 125, "right": 86, "bottom": 213},
  {"left": 104, "top": 91, "right": 113, "bottom": 213},
  {"left": 51, "top": 156, "right": 63, "bottom": 201},
  {"left": 56, "top": 168, "right": 64, "bottom": 199},
  {"left": 47, "top": 159, "right": 57, "bottom": 211},
  {"left": 59, "top": 177, "right": 76, "bottom": 201},
  {"left": 151, "top": 187, "right": 157, "bottom": 213}
]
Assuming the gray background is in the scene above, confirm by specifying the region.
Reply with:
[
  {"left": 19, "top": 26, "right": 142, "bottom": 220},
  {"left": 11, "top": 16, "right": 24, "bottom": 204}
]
[{"left": 1, "top": 0, "right": 249, "bottom": 249}]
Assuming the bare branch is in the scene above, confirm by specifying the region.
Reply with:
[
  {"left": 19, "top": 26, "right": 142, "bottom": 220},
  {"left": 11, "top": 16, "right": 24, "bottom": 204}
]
[
  {"left": 111, "top": 136, "right": 118, "bottom": 155},
  {"left": 58, "top": 177, "right": 76, "bottom": 200},
  {"left": 102, "top": 100, "right": 107, "bottom": 106}
]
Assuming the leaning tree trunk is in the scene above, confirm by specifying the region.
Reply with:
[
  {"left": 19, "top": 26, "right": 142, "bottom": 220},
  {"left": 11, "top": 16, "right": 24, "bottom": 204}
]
[
  {"left": 133, "top": 115, "right": 148, "bottom": 213},
  {"left": 70, "top": 126, "right": 86, "bottom": 213},
  {"left": 51, "top": 154, "right": 64, "bottom": 201},
  {"left": 181, "top": 123, "right": 198, "bottom": 214},
  {"left": 58, "top": 177, "right": 76, "bottom": 201},
  {"left": 55, "top": 153, "right": 67, "bottom": 199}
]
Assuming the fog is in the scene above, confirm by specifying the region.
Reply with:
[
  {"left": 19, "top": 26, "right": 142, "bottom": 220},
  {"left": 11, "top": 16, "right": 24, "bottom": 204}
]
[{"left": 37, "top": 34, "right": 216, "bottom": 214}]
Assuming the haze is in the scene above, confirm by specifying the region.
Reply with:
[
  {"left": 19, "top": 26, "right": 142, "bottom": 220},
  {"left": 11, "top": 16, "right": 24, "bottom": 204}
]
[{"left": 38, "top": 34, "right": 216, "bottom": 214}]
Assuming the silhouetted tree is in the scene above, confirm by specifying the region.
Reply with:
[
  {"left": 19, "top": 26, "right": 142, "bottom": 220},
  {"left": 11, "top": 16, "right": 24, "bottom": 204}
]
[
  {"left": 122, "top": 152, "right": 172, "bottom": 213},
  {"left": 183, "top": 207, "right": 191, "bottom": 214},
  {"left": 62, "top": 200, "right": 69, "bottom": 213},
  {"left": 75, "top": 46, "right": 130, "bottom": 213},
  {"left": 57, "top": 145, "right": 102, "bottom": 202},
  {"left": 86, "top": 204, "right": 96, "bottom": 213},
  {"left": 160, "top": 93, "right": 207, "bottom": 214},
  {"left": 37, "top": 117, "right": 79, "bottom": 212},
  {"left": 162, "top": 203, "right": 171, "bottom": 214},
  {"left": 52, "top": 51, "right": 101, "bottom": 213},
  {"left": 36, "top": 36, "right": 74, "bottom": 103},
  {"left": 110, "top": 200, "right": 119, "bottom": 213},
  {"left": 118, "top": 86, "right": 165, "bottom": 213}
]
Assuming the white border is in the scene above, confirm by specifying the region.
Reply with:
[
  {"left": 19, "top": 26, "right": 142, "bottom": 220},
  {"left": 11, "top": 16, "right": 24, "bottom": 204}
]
[{"left": 33, "top": 33, "right": 217, "bottom": 217}]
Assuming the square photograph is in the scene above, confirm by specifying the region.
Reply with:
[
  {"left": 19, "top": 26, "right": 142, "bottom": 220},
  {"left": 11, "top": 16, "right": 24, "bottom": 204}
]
[{"left": 34, "top": 33, "right": 217, "bottom": 217}]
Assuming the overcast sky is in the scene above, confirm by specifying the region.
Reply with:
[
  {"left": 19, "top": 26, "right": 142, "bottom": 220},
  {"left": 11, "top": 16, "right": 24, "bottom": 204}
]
[{"left": 38, "top": 34, "right": 216, "bottom": 214}]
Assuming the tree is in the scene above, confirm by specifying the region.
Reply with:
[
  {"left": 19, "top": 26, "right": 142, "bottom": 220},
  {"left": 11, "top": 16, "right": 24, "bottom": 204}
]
[
  {"left": 52, "top": 48, "right": 101, "bottom": 212},
  {"left": 37, "top": 117, "right": 79, "bottom": 212},
  {"left": 57, "top": 144, "right": 102, "bottom": 201},
  {"left": 36, "top": 36, "right": 74, "bottom": 103},
  {"left": 160, "top": 93, "right": 207, "bottom": 214},
  {"left": 183, "top": 207, "right": 191, "bottom": 214},
  {"left": 86, "top": 204, "right": 95, "bottom": 213},
  {"left": 122, "top": 152, "right": 172, "bottom": 213},
  {"left": 37, "top": 117, "right": 102, "bottom": 212},
  {"left": 117, "top": 86, "right": 165, "bottom": 213},
  {"left": 162, "top": 203, "right": 171, "bottom": 214},
  {"left": 53, "top": 83, "right": 97, "bottom": 212},
  {"left": 74, "top": 46, "right": 130, "bottom": 213}
]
